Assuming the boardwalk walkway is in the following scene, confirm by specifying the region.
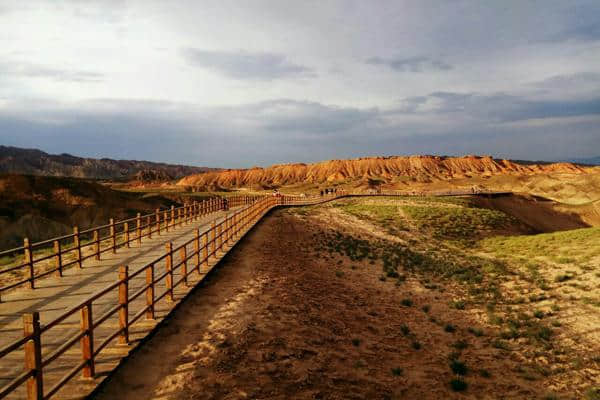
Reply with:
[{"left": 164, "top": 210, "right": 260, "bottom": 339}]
[{"left": 0, "top": 205, "right": 244, "bottom": 399}]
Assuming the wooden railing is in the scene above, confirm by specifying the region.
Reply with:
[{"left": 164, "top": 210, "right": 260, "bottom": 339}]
[
  {"left": 0, "top": 196, "right": 258, "bottom": 301},
  {"left": 0, "top": 194, "right": 287, "bottom": 400}
]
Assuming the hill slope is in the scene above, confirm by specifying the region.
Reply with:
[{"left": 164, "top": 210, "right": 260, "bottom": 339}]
[
  {"left": 0, "top": 145, "right": 217, "bottom": 181},
  {"left": 178, "top": 155, "right": 588, "bottom": 189},
  {"left": 0, "top": 174, "right": 181, "bottom": 248}
]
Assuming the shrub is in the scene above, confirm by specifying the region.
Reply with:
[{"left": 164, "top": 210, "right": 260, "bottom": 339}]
[
  {"left": 453, "top": 340, "right": 468, "bottom": 350},
  {"left": 400, "top": 324, "right": 410, "bottom": 336},
  {"left": 401, "top": 298, "right": 413, "bottom": 307},
  {"left": 450, "top": 378, "right": 468, "bottom": 391},
  {"left": 450, "top": 359, "right": 468, "bottom": 375},
  {"left": 444, "top": 324, "right": 456, "bottom": 333},
  {"left": 452, "top": 300, "right": 466, "bottom": 310},
  {"left": 585, "top": 387, "right": 600, "bottom": 400},
  {"left": 422, "top": 305, "right": 430, "bottom": 313},
  {"left": 351, "top": 338, "right": 361, "bottom": 346},
  {"left": 391, "top": 367, "right": 403, "bottom": 376},
  {"left": 468, "top": 327, "right": 483, "bottom": 337},
  {"left": 412, "top": 341, "right": 421, "bottom": 350},
  {"left": 554, "top": 274, "right": 572, "bottom": 282},
  {"left": 492, "top": 339, "right": 510, "bottom": 350},
  {"left": 535, "top": 326, "right": 553, "bottom": 341}
]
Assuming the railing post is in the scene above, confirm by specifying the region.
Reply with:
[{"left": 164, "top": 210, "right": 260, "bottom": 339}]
[
  {"left": 180, "top": 246, "right": 188, "bottom": 287},
  {"left": 93, "top": 229, "right": 100, "bottom": 260},
  {"left": 217, "top": 223, "right": 222, "bottom": 251},
  {"left": 194, "top": 229, "right": 200, "bottom": 274},
  {"left": 234, "top": 212, "right": 239, "bottom": 236},
  {"left": 74, "top": 226, "right": 82, "bottom": 268},
  {"left": 147, "top": 215, "right": 152, "bottom": 239},
  {"left": 155, "top": 209, "right": 161, "bottom": 235},
  {"left": 53, "top": 240, "right": 62, "bottom": 277},
  {"left": 146, "top": 264, "right": 154, "bottom": 320},
  {"left": 166, "top": 242, "right": 173, "bottom": 302},
  {"left": 193, "top": 201, "right": 198, "bottom": 221},
  {"left": 136, "top": 213, "right": 142, "bottom": 246},
  {"left": 170, "top": 205, "right": 175, "bottom": 228},
  {"left": 23, "top": 312, "right": 43, "bottom": 400},
  {"left": 24, "top": 238, "right": 34, "bottom": 289},
  {"left": 210, "top": 221, "right": 216, "bottom": 257},
  {"left": 202, "top": 232, "right": 208, "bottom": 270},
  {"left": 80, "top": 302, "right": 94, "bottom": 378},
  {"left": 118, "top": 265, "right": 129, "bottom": 345},
  {"left": 164, "top": 210, "right": 169, "bottom": 232},
  {"left": 124, "top": 222, "right": 130, "bottom": 248},
  {"left": 227, "top": 215, "right": 231, "bottom": 243},
  {"left": 110, "top": 218, "right": 116, "bottom": 253}
]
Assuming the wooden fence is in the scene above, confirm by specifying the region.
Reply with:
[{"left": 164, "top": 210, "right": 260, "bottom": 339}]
[
  {"left": 0, "top": 194, "right": 287, "bottom": 400},
  {"left": 0, "top": 196, "right": 257, "bottom": 302}
]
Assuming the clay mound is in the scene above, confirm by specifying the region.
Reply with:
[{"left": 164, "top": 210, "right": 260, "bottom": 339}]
[
  {"left": 0, "top": 174, "right": 179, "bottom": 248},
  {"left": 177, "top": 155, "right": 589, "bottom": 189},
  {"left": 132, "top": 169, "right": 174, "bottom": 182},
  {"left": 469, "top": 193, "right": 592, "bottom": 232}
]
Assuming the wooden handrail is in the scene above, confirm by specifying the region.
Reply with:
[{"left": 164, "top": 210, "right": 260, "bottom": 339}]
[{"left": 0, "top": 196, "right": 262, "bottom": 299}]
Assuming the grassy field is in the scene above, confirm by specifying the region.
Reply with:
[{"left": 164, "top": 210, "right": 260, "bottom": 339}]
[{"left": 292, "top": 196, "right": 600, "bottom": 397}]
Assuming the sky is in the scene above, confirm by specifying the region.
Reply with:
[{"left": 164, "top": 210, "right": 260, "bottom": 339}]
[{"left": 0, "top": 0, "right": 599, "bottom": 168}]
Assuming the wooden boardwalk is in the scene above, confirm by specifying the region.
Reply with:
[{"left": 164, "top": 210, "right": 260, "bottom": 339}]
[{"left": 0, "top": 205, "right": 247, "bottom": 399}]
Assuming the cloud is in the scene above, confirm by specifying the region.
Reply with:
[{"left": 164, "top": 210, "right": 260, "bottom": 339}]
[
  {"left": 366, "top": 56, "right": 452, "bottom": 72},
  {"left": 530, "top": 72, "right": 600, "bottom": 92},
  {"left": 229, "top": 99, "right": 379, "bottom": 134},
  {"left": 0, "top": 61, "right": 104, "bottom": 82},
  {"left": 393, "top": 91, "right": 600, "bottom": 123},
  {"left": 182, "top": 49, "right": 315, "bottom": 80}
]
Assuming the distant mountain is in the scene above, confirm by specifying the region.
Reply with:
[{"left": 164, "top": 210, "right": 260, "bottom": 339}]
[
  {"left": 0, "top": 146, "right": 218, "bottom": 181},
  {"left": 558, "top": 156, "right": 600, "bottom": 166},
  {"left": 178, "top": 154, "right": 589, "bottom": 189}
]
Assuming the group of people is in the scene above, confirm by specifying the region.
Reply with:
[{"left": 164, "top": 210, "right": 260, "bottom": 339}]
[{"left": 320, "top": 188, "right": 338, "bottom": 196}]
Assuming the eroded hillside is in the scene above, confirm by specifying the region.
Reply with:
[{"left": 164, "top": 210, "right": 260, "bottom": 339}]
[
  {"left": 177, "top": 155, "right": 597, "bottom": 203},
  {"left": 0, "top": 174, "right": 181, "bottom": 248}
]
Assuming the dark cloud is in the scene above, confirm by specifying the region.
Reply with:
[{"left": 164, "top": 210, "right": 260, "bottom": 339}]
[
  {"left": 238, "top": 99, "right": 378, "bottom": 134},
  {"left": 542, "top": 1, "right": 600, "bottom": 42},
  {"left": 0, "top": 61, "right": 104, "bottom": 82},
  {"left": 366, "top": 56, "right": 452, "bottom": 72},
  {"left": 393, "top": 91, "right": 600, "bottom": 123},
  {"left": 530, "top": 72, "right": 600, "bottom": 91},
  {"left": 182, "top": 49, "right": 315, "bottom": 80}
]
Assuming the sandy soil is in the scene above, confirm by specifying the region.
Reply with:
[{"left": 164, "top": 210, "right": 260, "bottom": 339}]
[{"left": 91, "top": 207, "right": 596, "bottom": 400}]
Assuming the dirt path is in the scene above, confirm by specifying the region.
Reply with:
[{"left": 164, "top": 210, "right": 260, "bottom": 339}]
[{"left": 93, "top": 209, "right": 591, "bottom": 400}]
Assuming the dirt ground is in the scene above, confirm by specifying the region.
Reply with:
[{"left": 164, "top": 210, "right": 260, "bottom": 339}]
[{"left": 91, "top": 205, "right": 600, "bottom": 400}]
